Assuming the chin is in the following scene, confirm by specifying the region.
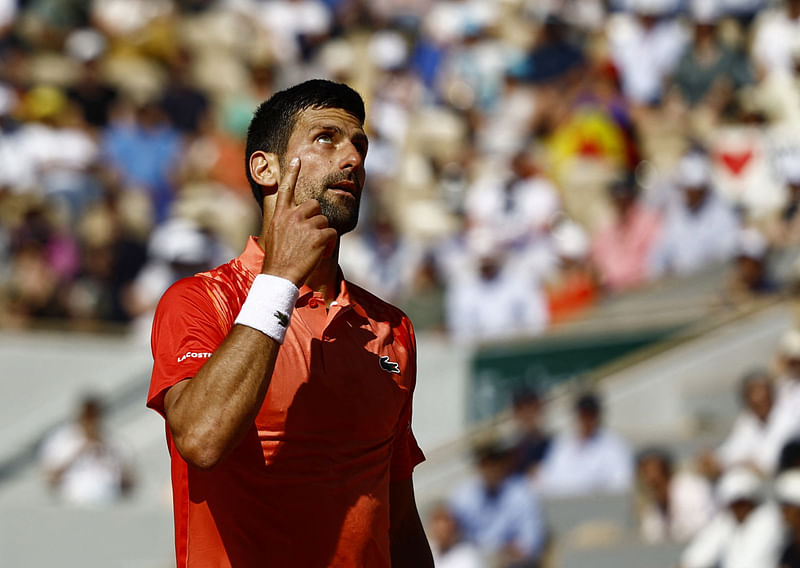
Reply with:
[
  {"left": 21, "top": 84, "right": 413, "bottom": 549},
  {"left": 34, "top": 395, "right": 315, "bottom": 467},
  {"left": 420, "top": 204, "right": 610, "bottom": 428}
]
[{"left": 319, "top": 201, "right": 359, "bottom": 235}]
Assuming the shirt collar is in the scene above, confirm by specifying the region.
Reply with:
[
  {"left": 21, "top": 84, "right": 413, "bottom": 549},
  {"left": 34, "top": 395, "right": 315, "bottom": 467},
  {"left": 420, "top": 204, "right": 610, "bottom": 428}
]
[{"left": 239, "top": 236, "right": 266, "bottom": 276}]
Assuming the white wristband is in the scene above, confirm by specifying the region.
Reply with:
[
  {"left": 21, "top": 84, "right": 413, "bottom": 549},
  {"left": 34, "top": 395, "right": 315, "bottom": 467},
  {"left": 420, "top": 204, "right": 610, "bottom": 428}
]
[{"left": 234, "top": 274, "right": 299, "bottom": 344}]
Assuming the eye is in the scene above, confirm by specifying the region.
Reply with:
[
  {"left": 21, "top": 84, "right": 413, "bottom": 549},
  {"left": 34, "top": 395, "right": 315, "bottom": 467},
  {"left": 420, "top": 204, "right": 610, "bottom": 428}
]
[{"left": 316, "top": 133, "right": 333, "bottom": 144}]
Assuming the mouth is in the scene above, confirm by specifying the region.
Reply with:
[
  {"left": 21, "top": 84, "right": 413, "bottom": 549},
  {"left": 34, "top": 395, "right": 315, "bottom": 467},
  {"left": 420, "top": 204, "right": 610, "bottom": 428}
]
[{"left": 328, "top": 180, "right": 358, "bottom": 197}]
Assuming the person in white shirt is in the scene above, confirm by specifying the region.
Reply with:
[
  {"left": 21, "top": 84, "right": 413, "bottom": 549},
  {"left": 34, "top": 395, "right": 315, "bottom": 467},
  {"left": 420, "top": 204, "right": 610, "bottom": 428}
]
[
  {"left": 681, "top": 467, "right": 784, "bottom": 568},
  {"left": 637, "top": 447, "right": 715, "bottom": 543},
  {"left": 751, "top": 0, "right": 800, "bottom": 77},
  {"left": 444, "top": 231, "right": 550, "bottom": 344},
  {"left": 649, "top": 151, "right": 740, "bottom": 278},
  {"left": 606, "top": 0, "right": 688, "bottom": 105},
  {"left": 39, "top": 395, "right": 135, "bottom": 507},
  {"left": 762, "top": 329, "right": 800, "bottom": 472},
  {"left": 702, "top": 369, "right": 776, "bottom": 476},
  {"left": 535, "top": 391, "right": 633, "bottom": 497}
]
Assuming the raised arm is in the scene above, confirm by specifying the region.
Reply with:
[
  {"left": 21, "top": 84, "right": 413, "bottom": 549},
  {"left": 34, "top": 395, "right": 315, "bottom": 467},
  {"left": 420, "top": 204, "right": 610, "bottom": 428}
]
[{"left": 162, "top": 158, "right": 336, "bottom": 469}]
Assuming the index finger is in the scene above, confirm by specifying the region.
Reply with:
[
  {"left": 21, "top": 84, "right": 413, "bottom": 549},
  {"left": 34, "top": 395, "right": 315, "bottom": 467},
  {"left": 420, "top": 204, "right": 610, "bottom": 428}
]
[{"left": 275, "top": 157, "right": 301, "bottom": 212}]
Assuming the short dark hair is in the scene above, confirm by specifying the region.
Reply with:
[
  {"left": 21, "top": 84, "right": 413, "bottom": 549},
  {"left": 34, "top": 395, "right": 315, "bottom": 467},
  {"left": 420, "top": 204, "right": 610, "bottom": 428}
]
[
  {"left": 636, "top": 446, "right": 674, "bottom": 475},
  {"left": 575, "top": 391, "right": 601, "bottom": 416},
  {"left": 244, "top": 79, "right": 366, "bottom": 209}
]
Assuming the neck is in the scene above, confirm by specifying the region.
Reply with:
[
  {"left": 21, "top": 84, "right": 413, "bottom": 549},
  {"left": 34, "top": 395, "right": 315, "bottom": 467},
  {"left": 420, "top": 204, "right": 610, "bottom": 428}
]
[{"left": 305, "top": 242, "right": 342, "bottom": 306}]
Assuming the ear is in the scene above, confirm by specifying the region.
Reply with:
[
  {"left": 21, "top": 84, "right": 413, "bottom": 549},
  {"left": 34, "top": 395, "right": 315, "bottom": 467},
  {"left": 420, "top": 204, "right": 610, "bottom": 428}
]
[{"left": 249, "top": 151, "right": 281, "bottom": 195}]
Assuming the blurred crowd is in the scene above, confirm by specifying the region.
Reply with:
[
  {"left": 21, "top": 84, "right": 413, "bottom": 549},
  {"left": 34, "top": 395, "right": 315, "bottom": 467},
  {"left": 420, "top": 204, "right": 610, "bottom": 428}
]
[
  {"left": 427, "top": 326, "right": 800, "bottom": 567},
  {"left": 1, "top": 0, "right": 800, "bottom": 343}
]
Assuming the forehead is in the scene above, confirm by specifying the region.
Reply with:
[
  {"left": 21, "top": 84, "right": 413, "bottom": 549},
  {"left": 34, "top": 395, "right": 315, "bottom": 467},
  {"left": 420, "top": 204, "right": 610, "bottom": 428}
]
[{"left": 291, "top": 107, "right": 365, "bottom": 136}]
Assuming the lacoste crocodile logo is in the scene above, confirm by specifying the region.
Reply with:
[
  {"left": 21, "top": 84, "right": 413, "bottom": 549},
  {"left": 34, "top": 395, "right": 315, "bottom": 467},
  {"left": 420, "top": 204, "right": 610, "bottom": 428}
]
[
  {"left": 274, "top": 310, "right": 289, "bottom": 328},
  {"left": 378, "top": 355, "right": 400, "bottom": 374}
]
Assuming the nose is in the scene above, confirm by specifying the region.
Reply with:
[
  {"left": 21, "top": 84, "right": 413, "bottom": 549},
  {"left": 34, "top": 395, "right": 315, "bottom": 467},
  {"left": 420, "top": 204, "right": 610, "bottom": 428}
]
[{"left": 338, "top": 139, "right": 365, "bottom": 173}]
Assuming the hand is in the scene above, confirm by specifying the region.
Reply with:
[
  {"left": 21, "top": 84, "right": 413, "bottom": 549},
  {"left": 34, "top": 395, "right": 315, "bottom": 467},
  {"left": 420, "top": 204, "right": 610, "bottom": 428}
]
[{"left": 261, "top": 157, "right": 337, "bottom": 286}]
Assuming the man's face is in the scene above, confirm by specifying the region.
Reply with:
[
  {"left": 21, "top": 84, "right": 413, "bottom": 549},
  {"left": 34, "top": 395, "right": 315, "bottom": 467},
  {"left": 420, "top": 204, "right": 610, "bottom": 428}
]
[
  {"left": 684, "top": 186, "right": 708, "bottom": 213},
  {"left": 281, "top": 107, "right": 368, "bottom": 235},
  {"left": 745, "top": 380, "right": 773, "bottom": 422}
]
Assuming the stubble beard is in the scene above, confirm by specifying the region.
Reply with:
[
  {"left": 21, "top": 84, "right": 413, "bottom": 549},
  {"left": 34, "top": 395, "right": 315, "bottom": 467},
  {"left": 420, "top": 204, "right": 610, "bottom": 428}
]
[{"left": 305, "top": 171, "right": 361, "bottom": 235}]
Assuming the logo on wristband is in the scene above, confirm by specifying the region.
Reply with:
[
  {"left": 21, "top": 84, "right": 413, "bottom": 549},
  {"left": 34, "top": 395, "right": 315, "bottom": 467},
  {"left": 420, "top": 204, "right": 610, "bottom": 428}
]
[{"left": 274, "top": 310, "right": 290, "bottom": 328}]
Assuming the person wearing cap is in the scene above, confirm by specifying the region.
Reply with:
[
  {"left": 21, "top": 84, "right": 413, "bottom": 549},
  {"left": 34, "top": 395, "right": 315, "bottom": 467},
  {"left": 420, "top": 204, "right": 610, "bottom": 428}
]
[
  {"left": 725, "top": 226, "right": 780, "bottom": 302},
  {"left": 680, "top": 467, "right": 784, "bottom": 568},
  {"left": 546, "top": 219, "right": 598, "bottom": 324},
  {"left": 534, "top": 391, "right": 634, "bottom": 497},
  {"left": 445, "top": 228, "right": 550, "bottom": 344},
  {"left": 590, "top": 173, "right": 662, "bottom": 293},
  {"left": 775, "top": 470, "right": 800, "bottom": 567},
  {"left": 448, "top": 435, "right": 546, "bottom": 567},
  {"left": 649, "top": 151, "right": 740, "bottom": 279}
]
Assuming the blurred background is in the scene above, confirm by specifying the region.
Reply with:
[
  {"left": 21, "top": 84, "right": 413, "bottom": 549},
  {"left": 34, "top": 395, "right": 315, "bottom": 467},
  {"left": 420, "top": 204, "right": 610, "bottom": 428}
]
[{"left": 2, "top": 0, "right": 800, "bottom": 566}]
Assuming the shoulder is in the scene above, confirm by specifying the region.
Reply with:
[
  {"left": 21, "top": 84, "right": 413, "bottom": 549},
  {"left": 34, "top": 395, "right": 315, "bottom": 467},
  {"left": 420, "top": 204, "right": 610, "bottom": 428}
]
[{"left": 154, "top": 259, "right": 252, "bottom": 329}]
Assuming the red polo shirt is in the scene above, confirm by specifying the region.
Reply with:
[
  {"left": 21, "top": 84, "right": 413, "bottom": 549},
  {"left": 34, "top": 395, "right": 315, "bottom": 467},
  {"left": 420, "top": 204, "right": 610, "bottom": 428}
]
[{"left": 148, "top": 237, "right": 425, "bottom": 567}]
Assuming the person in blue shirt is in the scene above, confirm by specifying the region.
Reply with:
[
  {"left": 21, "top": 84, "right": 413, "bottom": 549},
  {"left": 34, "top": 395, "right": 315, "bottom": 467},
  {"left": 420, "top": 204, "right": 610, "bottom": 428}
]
[{"left": 449, "top": 436, "right": 546, "bottom": 567}]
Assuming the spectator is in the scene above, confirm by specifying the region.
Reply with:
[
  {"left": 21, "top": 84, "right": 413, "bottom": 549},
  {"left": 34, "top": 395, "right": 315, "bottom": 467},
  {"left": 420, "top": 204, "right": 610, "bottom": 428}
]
[
  {"left": 535, "top": 391, "right": 634, "bottom": 497},
  {"left": 39, "top": 395, "right": 135, "bottom": 507},
  {"left": 125, "top": 216, "right": 224, "bottom": 342},
  {"left": 725, "top": 227, "right": 779, "bottom": 302},
  {"left": 636, "top": 446, "right": 715, "bottom": 543},
  {"left": 761, "top": 330, "right": 800, "bottom": 471},
  {"left": 775, "top": 470, "right": 800, "bottom": 568},
  {"left": 607, "top": 0, "right": 688, "bottom": 105},
  {"left": 449, "top": 436, "right": 546, "bottom": 567},
  {"left": 339, "top": 212, "right": 423, "bottom": 304},
  {"left": 590, "top": 174, "right": 662, "bottom": 293},
  {"left": 546, "top": 218, "right": 597, "bottom": 323},
  {"left": 463, "top": 150, "right": 561, "bottom": 258},
  {"left": 680, "top": 467, "right": 784, "bottom": 568},
  {"left": 444, "top": 231, "right": 549, "bottom": 344},
  {"left": 670, "top": 1, "right": 752, "bottom": 114},
  {"left": 751, "top": 0, "right": 800, "bottom": 77},
  {"left": 649, "top": 151, "right": 740, "bottom": 278},
  {"left": 700, "top": 369, "right": 777, "bottom": 478},
  {"left": 159, "top": 49, "right": 209, "bottom": 136},
  {"left": 772, "top": 157, "right": 800, "bottom": 246},
  {"left": 102, "top": 98, "right": 182, "bottom": 223},
  {"left": 509, "top": 388, "right": 552, "bottom": 478},
  {"left": 428, "top": 502, "right": 485, "bottom": 568}
]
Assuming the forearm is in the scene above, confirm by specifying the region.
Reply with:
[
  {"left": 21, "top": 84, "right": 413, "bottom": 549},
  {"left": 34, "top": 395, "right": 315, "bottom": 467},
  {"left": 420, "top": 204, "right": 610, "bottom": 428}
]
[{"left": 164, "top": 324, "right": 280, "bottom": 469}]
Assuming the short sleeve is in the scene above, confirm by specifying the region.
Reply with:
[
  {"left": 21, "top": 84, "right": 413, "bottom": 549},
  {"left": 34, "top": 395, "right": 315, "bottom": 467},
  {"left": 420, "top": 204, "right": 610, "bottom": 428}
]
[
  {"left": 390, "top": 316, "right": 425, "bottom": 481},
  {"left": 147, "top": 277, "right": 232, "bottom": 417}
]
